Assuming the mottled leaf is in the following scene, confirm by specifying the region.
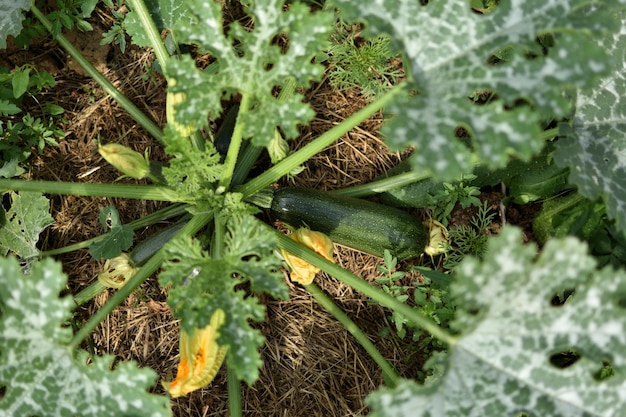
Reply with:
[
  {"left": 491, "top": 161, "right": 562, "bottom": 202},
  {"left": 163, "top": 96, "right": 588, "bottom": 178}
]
[
  {"left": 160, "top": 214, "right": 288, "bottom": 384},
  {"left": 554, "top": 11, "right": 626, "bottom": 230},
  {"left": 0, "top": 256, "right": 170, "bottom": 417},
  {"left": 333, "top": 0, "right": 620, "bottom": 179},
  {"left": 0, "top": 0, "right": 31, "bottom": 49},
  {"left": 167, "top": 0, "right": 333, "bottom": 145},
  {"left": 0, "top": 191, "right": 53, "bottom": 260},
  {"left": 367, "top": 227, "right": 626, "bottom": 417}
]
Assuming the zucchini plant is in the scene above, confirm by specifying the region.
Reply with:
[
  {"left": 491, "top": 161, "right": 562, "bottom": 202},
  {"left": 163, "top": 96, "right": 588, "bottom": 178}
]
[{"left": 2, "top": 1, "right": 626, "bottom": 417}]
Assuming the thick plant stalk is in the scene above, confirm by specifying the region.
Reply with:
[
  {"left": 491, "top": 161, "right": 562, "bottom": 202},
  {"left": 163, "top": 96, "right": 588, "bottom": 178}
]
[
  {"left": 0, "top": 179, "right": 181, "bottom": 201},
  {"left": 305, "top": 282, "right": 401, "bottom": 387},
  {"left": 237, "top": 85, "right": 404, "bottom": 197},
  {"left": 68, "top": 212, "right": 214, "bottom": 351},
  {"left": 269, "top": 224, "right": 457, "bottom": 347},
  {"left": 30, "top": 5, "right": 163, "bottom": 142}
]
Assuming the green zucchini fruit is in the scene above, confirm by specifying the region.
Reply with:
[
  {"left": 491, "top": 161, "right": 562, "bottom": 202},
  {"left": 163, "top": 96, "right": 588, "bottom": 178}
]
[
  {"left": 271, "top": 187, "right": 428, "bottom": 260},
  {"left": 130, "top": 219, "right": 187, "bottom": 267}
]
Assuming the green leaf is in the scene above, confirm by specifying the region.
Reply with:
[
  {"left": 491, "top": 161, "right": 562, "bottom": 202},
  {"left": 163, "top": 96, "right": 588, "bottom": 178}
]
[
  {"left": 125, "top": 0, "right": 192, "bottom": 48},
  {"left": 0, "top": 99, "right": 21, "bottom": 115},
  {"left": 160, "top": 214, "right": 288, "bottom": 384},
  {"left": 0, "top": 256, "right": 170, "bottom": 417},
  {"left": 367, "top": 227, "right": 626, "bottom": 417},
  {"left": 0, "top": 191, "right": 53, "bottom": 260},
  {"left": 167, "top": 0, "right": 333, "bottom": 145},
  {"left": 11, "top": 68, "right": 29, "bottom": 99},
  {"left": 554, "top": 11, "right": 626, "bottom": 231},
  {"left": 333, "top": 0, "right": 619, "bottom": 180},
  {"left": 0, "top": 0, "right": 31, "bottom": 49},
  {"left": 0, "top": 159, "right": 25, "bottom": 178},
  {"left": 161, "top": 125, "right": 224, "bottom": 204},
  {"left": 89, "top": 206, "right": 133, "bottom": 259}
]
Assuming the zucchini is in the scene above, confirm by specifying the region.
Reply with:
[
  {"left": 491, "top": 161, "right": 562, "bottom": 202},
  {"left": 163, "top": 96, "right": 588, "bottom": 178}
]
[
  {"left": 130, "top": 219, "right": 187, "bottom": 267},
  {"left": 271, "top": 187, "right": 428, "bottom": 260}
]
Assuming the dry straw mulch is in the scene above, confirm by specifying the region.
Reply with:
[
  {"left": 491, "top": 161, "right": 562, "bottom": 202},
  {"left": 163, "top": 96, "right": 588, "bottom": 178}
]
[{"left": 7, "top": 6, "right": 432, "bottom": 416}]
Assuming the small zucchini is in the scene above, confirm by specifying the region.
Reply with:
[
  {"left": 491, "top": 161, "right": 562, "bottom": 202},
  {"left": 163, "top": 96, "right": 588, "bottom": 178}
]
[
  {"left": 270, "top": 187, "right": 428, "bottom": 260},
  {"left": 130, "top": 219, "right": 187, "bottom": 267}
]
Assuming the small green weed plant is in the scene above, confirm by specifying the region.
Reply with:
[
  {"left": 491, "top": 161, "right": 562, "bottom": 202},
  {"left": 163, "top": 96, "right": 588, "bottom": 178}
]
[{"left": 2, "top": 1, "right": 626, "bottom": 417}]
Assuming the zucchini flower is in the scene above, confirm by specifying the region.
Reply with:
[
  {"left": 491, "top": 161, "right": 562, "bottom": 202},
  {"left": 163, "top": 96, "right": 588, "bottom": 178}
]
[
  {"left": 281, "top": 228, "right": 335, "bottom": 286},
  {"left": 98, "top": 143, "right": 150, "bottom": 179},
  {"left": 423, "top": 219, "right": 450, "bottom": 257},
  {"left": 97, "top": 252, "right": 140, "bottom": 289},
  {"left": 163, "top": 309, "right": 228, "bottom": 398}
]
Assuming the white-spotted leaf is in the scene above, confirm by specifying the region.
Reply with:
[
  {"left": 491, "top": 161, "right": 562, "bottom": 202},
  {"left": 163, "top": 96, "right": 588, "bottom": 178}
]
[
  {"left": 367, "top": 227, "right": 626, "bottom": 417},
  {"left": 0, "top": 256, "right": 170, "bottom": 417},
  {"left": 333, "top": 0, "right": 620, "bottom": 179},
  {"left": 554, "top": 11, "right": 626, "bottom": 230},
  {"left": 166, "top": 0, "right": 333, "bottom": 145}
]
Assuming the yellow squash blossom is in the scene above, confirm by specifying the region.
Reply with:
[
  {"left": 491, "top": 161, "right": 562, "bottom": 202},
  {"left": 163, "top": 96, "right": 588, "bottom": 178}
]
[
  {"left": 97, "top": 253, "right": 140, "bottom": 289},
  {"left": 423, "top": 218, "right": 450, "bottom": 257},
  {"left": 163, "top": 309, "right": 228, "bottom": 398},
  {"left": 281, "top": 228, "right": 335, "bottom": 285}
]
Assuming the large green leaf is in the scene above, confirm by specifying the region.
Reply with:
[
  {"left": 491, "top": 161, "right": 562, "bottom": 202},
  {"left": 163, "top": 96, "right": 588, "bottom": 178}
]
[
  {"left": 0, "top": 191, "right": 53, "bottom": 260},
  {"left": 166, "top": 0, "right": 333, "bottom": 145},
  {"left": 554, "top": 11, "right": 626, "bottom": 230},
  {"left": 333, "top": 0, "right": 620, "bottom": 180},
  {"left": 0, "top": 0, "right": 30, "bottom": 49},
  {"left": 367, "top": 227, "right": 626, "bottom": 417},
  {"left": 159, "top": 214, "right": 288, "bottom": 384},
  {"left": 0, "top": 256, "right": 170, "bottom": 417}
]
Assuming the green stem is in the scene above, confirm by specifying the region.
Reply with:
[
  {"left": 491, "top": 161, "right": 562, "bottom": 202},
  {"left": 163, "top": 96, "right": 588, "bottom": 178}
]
[
  {"left": 227, "top": 365, "right": 242, "bottom": 417},
  {"left": 126, "top": 0, "right": 170, "bottom": 75},
  {"left": 68, "top": 212, "right": 214, "bottom": 351},
  {"left": 331, "top": 170, "right": 432, "bottom": 198},
  {"left": 218, "top": 94, "right": 252, "bottom": 192},
  {"left": 42, "top": 203, "right": 188, "bottom": 257},
  {"left": 237, "top": 85, "right": 404, "bottom": 197},
  {"left": 30, "top": 5, "right": 163, "bottom": 142},
  {"left": 0, "top": 179, "right": 181, "bottom": 201},
  {"left": 74, "top": 280, "right": 107, "bottom": 306},
  {"left": 540, "top": 127, "right": 559, "bottom": 142},
  {"left": 269, "top": 224, "right": 456, "bottom": 347},
  {"left": 305, "top": 282, "right": 401, "bottom": 387}
]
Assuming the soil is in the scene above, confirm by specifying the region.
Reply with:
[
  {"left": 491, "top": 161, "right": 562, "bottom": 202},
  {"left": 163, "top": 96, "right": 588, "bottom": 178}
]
[{"left": 2, "top": 3, "right": 541, "bottom": 416}]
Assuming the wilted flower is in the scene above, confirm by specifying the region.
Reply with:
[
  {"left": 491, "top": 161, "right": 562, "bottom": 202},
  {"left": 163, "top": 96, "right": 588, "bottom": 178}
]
[
  {"left": 423, "top": 219, "right": 449, "bottom": 257},
  {"left": 97, "top": 253, "right": 140, "bottom": 289},
  {"left": 163, "top": 309, "right": 228, "bottom": 398},
  {"left": 281, "top": 228, "right": 335, "bottom": 285},
  {"left": 98, "top": 143, "right": 150, "bottom": 179}
]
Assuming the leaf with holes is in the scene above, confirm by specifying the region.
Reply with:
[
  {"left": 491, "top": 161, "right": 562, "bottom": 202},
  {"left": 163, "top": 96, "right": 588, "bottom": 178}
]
[
  {"left": 89, "top": 205, "right": 133, "bottom": 259},
  {"left": 367, "top": 227, "right": 626, "bottom": 417},
  {"left": 159, "top": 214, "right": 288, "bottom": 384},
  {"left": 166, "top": 0, "right": 333, "bottom": 145},
  {"left": 0, "top": 256, "right": 170, "bottom": 417},
  {"left": 0, "top": 191, "right": 53, "bottom": 261},
  {"left": 333, "top": 0, "right": 620, "bottom": 180},
  {"left": 554, "top": 10, "right": 626, "bottom": 231}
]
